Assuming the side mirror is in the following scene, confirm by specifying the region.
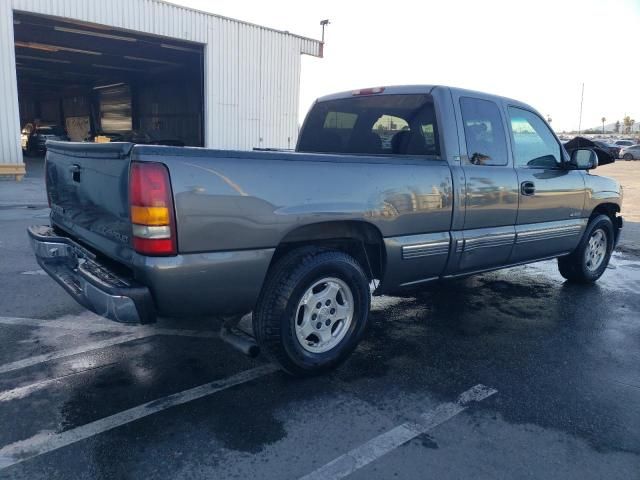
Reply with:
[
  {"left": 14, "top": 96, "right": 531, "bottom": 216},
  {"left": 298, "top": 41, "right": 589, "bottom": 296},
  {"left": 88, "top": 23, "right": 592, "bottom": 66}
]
[{"left": 568, "top": 148, "right": 598, "bottom": 170}]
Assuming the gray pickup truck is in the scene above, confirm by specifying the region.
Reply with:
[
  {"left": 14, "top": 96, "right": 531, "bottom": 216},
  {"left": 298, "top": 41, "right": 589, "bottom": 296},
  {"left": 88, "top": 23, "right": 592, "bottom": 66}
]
[{"left": 29, "top": 85, "right": 623, "bottom": 375}]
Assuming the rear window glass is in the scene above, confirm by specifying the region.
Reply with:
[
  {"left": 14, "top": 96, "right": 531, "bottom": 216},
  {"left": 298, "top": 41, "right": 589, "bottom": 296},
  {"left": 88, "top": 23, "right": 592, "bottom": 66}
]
[{"left": 298, "top": 94, "right": 439, "bottom": 156}]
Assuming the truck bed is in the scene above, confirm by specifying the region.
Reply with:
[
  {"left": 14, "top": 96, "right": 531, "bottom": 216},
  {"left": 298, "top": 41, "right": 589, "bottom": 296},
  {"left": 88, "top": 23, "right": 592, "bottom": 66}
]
[{"left": 46, "top": 141, "right": 454, "bottom": 258}]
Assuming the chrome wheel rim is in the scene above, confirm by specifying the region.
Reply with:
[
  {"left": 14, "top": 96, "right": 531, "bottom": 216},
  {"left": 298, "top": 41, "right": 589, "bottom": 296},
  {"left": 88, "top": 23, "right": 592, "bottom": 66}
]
[
  {"left": 585, "top": 228, "right": 607, "bottom": 272},
  {"left": 294, "top": 277, "right": 354, "bottom": 353}
]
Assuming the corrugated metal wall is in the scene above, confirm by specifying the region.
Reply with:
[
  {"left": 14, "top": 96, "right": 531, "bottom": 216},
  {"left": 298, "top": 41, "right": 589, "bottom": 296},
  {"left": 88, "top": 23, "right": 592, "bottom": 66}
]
[
  {"left": 0, "top": 1, "right": 23, "bottom": 173},
  {"left": 0, "top": 0, "right": 321, "bottom": 170}
]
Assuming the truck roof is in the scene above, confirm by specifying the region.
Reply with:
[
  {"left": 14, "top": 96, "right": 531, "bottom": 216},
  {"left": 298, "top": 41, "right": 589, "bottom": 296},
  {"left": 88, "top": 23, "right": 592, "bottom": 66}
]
[{"left": 315, "top": 85, "right": 534, "bottom": 112}]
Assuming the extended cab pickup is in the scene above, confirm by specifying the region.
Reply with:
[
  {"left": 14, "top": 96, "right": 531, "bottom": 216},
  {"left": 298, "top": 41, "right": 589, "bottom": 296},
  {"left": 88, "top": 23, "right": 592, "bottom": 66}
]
[{"left": 29, "top": 85, "right": 623, "bottom": 375}]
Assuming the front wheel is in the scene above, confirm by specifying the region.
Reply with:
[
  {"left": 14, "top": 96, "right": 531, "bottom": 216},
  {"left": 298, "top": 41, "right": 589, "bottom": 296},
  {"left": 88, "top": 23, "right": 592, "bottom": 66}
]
[
  {"left": 253, "top": 247, "right": 371, "bottom": 376},
  {"left": 623, "top": 153, "right": 633, "bottom": 160},
  {"left": 558, "top": 214, "right": 614, "bottom": 283}
]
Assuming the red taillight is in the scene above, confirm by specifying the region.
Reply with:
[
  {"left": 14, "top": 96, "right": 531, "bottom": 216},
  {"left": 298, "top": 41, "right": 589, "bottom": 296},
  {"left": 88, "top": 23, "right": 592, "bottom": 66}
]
[{"left": 129, "top": 162, "right": 177, "bottom": 256}]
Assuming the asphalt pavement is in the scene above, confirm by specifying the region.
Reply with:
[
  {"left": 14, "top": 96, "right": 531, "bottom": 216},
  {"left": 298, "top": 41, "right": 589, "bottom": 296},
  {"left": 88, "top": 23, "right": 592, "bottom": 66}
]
[{"left": 0, "top": 160, "right": 639, "bottom": 479}]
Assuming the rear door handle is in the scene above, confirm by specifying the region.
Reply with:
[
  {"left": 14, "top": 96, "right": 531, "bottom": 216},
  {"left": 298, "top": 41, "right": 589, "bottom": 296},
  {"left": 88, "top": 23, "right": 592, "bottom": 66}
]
[{"left": 520, "top": 181, "right": 535, "bottom": 196}]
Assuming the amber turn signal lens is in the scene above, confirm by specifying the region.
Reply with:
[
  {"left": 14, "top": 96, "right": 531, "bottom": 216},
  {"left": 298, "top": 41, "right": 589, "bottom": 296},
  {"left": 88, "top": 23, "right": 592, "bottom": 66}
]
[{"left": 130, "top": 206, "right": 170, "bottom": 226}]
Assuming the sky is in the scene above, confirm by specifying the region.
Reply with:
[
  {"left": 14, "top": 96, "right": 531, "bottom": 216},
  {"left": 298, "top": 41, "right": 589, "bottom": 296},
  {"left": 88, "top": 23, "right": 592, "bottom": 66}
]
[{"left": 172, "top": 0, "right": 639, "bottom": 133}]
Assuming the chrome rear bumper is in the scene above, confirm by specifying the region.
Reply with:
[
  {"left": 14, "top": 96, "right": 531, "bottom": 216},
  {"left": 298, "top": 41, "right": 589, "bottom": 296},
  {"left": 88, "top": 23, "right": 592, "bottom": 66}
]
[{"left": 27, "top": 225, "right": 155, "bottom": 324}]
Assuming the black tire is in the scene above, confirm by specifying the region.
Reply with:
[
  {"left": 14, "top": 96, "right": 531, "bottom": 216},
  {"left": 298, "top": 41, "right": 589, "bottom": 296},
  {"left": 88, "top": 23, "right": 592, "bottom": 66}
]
[
  {"left": 253, "top": 247, "right": 371, "bottom": 376},
  {"left": 623, "top": 153, "right": 633, "bottom": 160},
  {"left": 557, "top": 214, "right": 614, "bottom": 283}
]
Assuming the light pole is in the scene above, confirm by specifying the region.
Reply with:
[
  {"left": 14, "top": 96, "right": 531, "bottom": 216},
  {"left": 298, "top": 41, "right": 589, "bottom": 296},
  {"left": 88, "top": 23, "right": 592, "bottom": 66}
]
[
  {"left": 601, "top": 117, "right": 606, "bottom": 134},
  {"left": 319, "top": 19, "right": 330, "bottom": 57},
  {"left": 578, "top": 83, "right": 584, "bottom": 135}
]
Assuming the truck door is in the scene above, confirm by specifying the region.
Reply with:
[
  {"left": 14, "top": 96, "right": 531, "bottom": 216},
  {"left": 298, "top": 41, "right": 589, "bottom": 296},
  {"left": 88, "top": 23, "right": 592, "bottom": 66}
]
[
  {"left": 506, "top": 107, "right": 587, "bottom": 262},
  {"left": 451, "top": 96, "right": 519, "bottom": 273}
]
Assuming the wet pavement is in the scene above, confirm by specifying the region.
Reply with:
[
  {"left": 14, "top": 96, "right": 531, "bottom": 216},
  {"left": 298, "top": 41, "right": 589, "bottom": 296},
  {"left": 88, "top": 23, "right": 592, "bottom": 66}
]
[{"left": 1, "top": 193, "right": 640, "bottom": 478}]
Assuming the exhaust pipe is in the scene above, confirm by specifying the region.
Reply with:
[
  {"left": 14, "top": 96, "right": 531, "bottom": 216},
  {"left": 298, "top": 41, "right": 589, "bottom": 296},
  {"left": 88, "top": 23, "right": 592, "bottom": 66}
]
[{"left": 220, "top": 325, "right": 260, "bottom": 357}]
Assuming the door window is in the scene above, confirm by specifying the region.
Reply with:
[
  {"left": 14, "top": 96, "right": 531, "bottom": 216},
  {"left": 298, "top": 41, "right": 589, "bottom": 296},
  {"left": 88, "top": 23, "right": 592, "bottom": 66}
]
[
  {"left": 508, "top": 107, "right": 561, "bottom": 168},
  {"left": 460, "top": 97, "right": 508, "bottom": 166}
]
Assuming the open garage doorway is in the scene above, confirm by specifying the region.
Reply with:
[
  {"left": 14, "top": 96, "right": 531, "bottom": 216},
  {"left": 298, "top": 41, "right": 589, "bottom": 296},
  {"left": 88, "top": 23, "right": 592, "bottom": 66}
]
[{"left": 13, "top": 11, "right": 204, "bottom": 165}]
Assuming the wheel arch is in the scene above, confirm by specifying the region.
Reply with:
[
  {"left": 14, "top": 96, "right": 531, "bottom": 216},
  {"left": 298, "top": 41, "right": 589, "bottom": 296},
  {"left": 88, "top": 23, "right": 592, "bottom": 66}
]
[
  {"left": 589, "top": 202, "right": 621, "bottom": 242},
  {"left": 269, "top": 221, "right": 386, "bottom": 282}
]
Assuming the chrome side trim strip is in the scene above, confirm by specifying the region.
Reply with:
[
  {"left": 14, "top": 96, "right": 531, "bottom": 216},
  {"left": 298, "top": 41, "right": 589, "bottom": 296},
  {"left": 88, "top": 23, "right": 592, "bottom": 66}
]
[
  {"left": 458, "top": 232, "right": 515, "bottom": 253},
  {"left": 402, "top": 240, "right": 450, "bottom": 260},
  {"left": 516, "top": 223, "right": 583, "bottom": 244}
]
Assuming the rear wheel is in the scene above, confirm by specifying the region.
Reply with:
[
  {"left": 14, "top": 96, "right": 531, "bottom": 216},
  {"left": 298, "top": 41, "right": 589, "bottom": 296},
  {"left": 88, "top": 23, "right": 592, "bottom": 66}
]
[
  {"left": 557, "top": 214, "right": 614, "bottom": 283},
  {"left": 253, "top": 247, "right": 370, "bottom": 376}
]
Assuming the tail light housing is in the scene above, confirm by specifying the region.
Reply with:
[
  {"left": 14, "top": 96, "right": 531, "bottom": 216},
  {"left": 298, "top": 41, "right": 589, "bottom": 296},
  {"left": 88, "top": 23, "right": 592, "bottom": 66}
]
[{"left": 129, "top": 162, "right": 177, "bottom": 256}]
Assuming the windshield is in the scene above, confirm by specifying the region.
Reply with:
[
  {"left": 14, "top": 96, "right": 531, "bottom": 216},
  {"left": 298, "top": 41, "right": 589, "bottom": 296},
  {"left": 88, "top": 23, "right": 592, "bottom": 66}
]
[{"left": 297, "top": 94, "right": 439, "bottom": 156}]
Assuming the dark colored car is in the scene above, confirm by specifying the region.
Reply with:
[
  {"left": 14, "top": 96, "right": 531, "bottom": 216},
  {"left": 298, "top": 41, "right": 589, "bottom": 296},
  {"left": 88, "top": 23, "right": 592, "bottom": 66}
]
[
  {"left": 592, "top": 141, "right": 620, "bottom": 159},
  {"left": 26, "top": 125, "right": 69, "bottom": 155}
]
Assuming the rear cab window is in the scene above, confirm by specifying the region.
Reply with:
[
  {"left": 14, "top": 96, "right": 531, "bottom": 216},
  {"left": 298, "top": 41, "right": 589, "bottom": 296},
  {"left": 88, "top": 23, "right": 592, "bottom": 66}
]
[
  {"left": 297, "top": 94, "right": 439, "bottom": 157},
  {"left": 459, "top": 97, "right": 508, "bottom": 166}
]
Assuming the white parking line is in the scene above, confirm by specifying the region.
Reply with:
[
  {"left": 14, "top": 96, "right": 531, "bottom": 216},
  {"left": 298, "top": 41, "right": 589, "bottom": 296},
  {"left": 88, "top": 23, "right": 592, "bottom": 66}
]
[
  {"left": 0, "top": 315, "right": 219, "bottom": 338},
  {"left": 298, "top": 384, "right": 497, "bottom": 480},
  {"left": 20, "top": 270, "right": 47, "bottom": 276},
  {"left": 0, "top": 314, "right": 139, "bottom": 333},
  {"left": 0, "top": 364, "right": 278, "bottom": 470},
  {"left": 0, "top": 316, "right": 220, "bottom": 375},
  {"left": 0, "top": 362, "right": 116, "bottom": 402},
  {"left": 0, "top": 333, "right": 149, "bottom": 375}
]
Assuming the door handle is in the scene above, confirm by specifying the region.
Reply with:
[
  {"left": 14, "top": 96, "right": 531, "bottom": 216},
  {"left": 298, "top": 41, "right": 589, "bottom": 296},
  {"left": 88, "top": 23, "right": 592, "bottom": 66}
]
[{"left": 520, "top": 181, "right": 535, "bottom": 196}]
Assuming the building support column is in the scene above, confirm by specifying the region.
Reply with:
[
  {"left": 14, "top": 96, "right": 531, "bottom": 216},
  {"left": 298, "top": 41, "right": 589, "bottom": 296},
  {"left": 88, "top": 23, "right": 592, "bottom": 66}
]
[{"left": 0, "top": 4, "right": 25, "bottom": 180}]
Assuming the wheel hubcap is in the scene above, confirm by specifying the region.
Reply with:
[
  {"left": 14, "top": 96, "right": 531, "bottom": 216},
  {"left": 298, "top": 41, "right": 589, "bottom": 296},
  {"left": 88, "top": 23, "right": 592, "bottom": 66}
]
[
  {"left": 584, "top": 228, "right": 607, "bottom": 272},
  {"left": 295, "top": 277, "right": 354, "bottom": 353}
]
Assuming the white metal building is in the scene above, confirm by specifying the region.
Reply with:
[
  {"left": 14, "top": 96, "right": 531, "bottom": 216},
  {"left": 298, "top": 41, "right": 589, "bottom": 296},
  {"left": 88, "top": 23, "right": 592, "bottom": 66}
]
[{"left": 0, "top": 0, "right": 322, "bottom": 179}]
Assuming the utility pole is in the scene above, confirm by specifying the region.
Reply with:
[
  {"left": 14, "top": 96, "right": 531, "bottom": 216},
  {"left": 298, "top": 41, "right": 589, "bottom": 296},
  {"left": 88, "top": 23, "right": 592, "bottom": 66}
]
[{"left": 578, "top": 83, "right": 584, "bottom": 135}]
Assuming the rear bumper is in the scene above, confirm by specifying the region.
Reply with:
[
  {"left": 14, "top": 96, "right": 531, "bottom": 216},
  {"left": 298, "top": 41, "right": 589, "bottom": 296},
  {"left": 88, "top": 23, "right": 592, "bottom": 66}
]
[{"left": 28, "top": 225, "right": 156, "bottom": 324}]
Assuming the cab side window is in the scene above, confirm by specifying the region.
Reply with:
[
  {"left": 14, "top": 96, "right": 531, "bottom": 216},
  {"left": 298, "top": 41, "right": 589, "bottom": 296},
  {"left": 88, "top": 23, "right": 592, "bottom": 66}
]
[
  {"left": 508, "top": 107, "right": 561, "bottom": 168},
  {"left": 460, "top": 97, "right": 508, "bottom": 166}
]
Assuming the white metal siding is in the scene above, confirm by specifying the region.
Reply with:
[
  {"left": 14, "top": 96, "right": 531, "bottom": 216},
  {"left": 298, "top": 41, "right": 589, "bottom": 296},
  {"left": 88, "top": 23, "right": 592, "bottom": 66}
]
[
  {"left": 0, "top": 1, "right": 22, "bottom": 170},
  {"left": 0, "top": 0, "right": 321, "bottom": 168}
]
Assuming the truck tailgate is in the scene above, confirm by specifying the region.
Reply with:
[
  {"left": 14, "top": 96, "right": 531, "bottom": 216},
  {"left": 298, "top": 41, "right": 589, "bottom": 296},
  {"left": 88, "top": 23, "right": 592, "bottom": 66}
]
[{"left": 45, "top": 141, "right": 135, "bottom": 265}]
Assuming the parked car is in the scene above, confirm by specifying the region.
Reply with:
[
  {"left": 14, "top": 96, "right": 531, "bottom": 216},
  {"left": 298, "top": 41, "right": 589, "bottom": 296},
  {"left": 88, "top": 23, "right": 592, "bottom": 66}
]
[
  {"left": 620, "top": 145, "right": 640, "bottom": 160},
  {"left": 592, "top": 140, "right": 620, "bottom": 159},
  {"left": 29, "top": 85, "right": 623, "bottom": 376},
  {"left": 614, "top": 140, "right": 635, "bottom": 148},
  {"left": 25, "top": 125, "right": 69, "bottom": 155}
]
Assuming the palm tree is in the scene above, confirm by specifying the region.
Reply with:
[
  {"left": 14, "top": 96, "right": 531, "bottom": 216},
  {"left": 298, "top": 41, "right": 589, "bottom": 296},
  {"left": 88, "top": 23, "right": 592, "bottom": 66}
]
[
  {"left": 623, "top": 116, "right": 635, "bottom": 134},
  {"left": 601, "top": 117, "right": 606, "bottom": 134}
]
